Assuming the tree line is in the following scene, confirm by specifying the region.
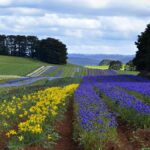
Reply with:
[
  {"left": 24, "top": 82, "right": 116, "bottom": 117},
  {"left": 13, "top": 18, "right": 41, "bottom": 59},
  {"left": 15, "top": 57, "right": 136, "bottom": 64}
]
[
  {"left": 109, "top": 23, "right": 150, "bottom": 73},
  {"left": 0, "top": 35, "right": 67, "bottom": 64}
]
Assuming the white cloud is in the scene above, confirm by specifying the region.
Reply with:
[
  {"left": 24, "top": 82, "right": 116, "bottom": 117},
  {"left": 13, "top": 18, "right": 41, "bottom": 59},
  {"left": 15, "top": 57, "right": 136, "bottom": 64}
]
[
  {"left": 0, "top": 0, "right": 12, "bottom": 6},
  {"left": 42, "top": 14, "right": 101, "bottom": 29},
  {"left": 99, "top": 16, "right": 149, "bottom": 37},
  {"left": 8, "top": 7, "right": 45, "bottom": 16},
  {"left": 53, "top": 0, "right": 110, "bottom": 8},
  {"left": 65, "top": 29, "right": 83, "bottom": 38},
  {"left": 69, "top": 43, "right": 137, "bottom": 55},
  {"left": 0, "top": 0, "right": 150, "bottom": 54}
]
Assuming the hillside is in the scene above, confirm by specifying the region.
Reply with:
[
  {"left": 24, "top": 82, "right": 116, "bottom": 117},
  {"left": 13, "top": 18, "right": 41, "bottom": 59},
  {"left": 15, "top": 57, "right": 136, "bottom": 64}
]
[
  {"left": 68, "top": 54, "right": 134, "bottom": 66},
  {"left": 0, "top": 55, "right": 49, "bottom": 76},
  {"left": 99, "top": 59, "right": 114, "bottom": 66}
]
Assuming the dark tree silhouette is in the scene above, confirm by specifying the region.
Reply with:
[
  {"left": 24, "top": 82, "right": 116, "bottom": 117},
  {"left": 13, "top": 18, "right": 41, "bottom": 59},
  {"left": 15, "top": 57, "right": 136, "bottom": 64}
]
[
  {"left": 0, "top": 35, "right": 8, "bottom": 55},
  {"left": 0, "top": 35, "right": 67, "bottom": 64},
  {"left": 109, "top": 60, "right": 122, "bottom": 70},
  {"left": 125, "top": 60, "right": 136, "bottom": 71},
  {"left": 133, "top": 24, "right": 150, "bottom": 71},
  {"left": 26, "top": 36, "right": 39, "bottom": 58},
  {"left": 37, "top": 38, "right": 67, "bottom": 64}
]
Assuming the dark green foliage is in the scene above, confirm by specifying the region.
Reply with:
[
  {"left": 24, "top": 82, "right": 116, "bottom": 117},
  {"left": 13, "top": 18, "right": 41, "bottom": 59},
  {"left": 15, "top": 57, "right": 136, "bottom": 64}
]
[
  {"left": 37, "top": 38, "right": 67, "bottom": 64},
  {"left": 133, "top": 24, "right": 150, "bottom": 71},
  {"left": 0, "top": 35, "right": 9, "bottom": 55},
  {"left": 109, "top": 60, "right": 122, "bottom": 70},
  {"left": 125, "top": 60, "right": 136, "bottom": 71},
  {"left": 0, "top": 35, "right": 67, "bottom": 64},
  {"left": 99, "top": 59, "right": 113, "bottom": 66}
]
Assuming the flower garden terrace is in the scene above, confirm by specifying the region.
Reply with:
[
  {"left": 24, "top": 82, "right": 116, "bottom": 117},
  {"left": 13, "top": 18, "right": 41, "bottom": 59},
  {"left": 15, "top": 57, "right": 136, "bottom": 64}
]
[
  {"left": 0, "top": 74, "right": 150, "bottom": 150},
  {"left": 74, "top": 75, "right": 150, "bottom": 150}
]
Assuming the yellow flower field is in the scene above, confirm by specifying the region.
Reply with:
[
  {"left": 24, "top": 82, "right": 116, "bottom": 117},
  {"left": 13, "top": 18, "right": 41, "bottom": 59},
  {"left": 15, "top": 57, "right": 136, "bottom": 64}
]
[{"left": 0, "top": 84, "right": 79, "bottom": 149}]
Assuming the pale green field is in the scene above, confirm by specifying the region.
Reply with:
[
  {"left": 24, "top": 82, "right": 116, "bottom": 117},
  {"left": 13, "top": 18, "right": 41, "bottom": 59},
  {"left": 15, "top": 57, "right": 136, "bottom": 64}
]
[
  {"left": 0, "top": 55, "right": 49, "bottom": 76},
  {"left": 86, "top": 64, "right": 126, "bottom": 70},
  {"left": 85, "top": 65, "right": 109, "bottom": 70}
]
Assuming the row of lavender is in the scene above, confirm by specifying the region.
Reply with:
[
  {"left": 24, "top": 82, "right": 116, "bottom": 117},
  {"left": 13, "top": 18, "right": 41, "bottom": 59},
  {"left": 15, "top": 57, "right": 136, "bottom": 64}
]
[
  {"left": 95, "top": 75, "right": 150, "bottom": 97},
  {"left": 95, "top": 76, "right": 150, "bottom": 128},
  {"left": 74, "top": 77, "right": 117, "bottom": 149},
  {"left": 43, "top": 66, "right": 117, "bottom": 77},
  {"left": 74, "top": 75, "right": 150, "bottom": 149}
]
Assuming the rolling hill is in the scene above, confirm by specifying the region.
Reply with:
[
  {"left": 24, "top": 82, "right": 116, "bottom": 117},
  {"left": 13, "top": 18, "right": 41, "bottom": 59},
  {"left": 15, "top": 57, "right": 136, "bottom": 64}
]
[
  {"left": 68, "top": 54, "right": 134, "bottom": 66},
  {"left": 0, "top": 55, "right": 49, "bottom": 76}
]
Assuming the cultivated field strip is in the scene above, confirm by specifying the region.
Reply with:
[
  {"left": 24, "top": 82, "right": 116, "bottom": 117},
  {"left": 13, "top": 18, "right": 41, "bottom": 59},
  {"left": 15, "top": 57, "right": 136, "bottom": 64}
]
[{"left": 27, "top": 66, "right": 52, "bottom": 77}]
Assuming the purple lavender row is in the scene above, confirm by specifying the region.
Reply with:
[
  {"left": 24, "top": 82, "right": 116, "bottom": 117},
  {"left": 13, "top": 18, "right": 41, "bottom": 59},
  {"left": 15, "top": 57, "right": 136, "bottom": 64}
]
[
  {"left": 74, "top": 77, "right": 117, "bottom": 132},
  {"left": 54, "top": 70, "right": 63, "bottom": 77},
  {"left": 95, "top": 75, "right": 150, "bottom": 97},
  {"left": 116, "top": 82, "right": 150, "bottom": 97},
  {"left": 86, "top": 69, "right": 116, "bottom": 76},
  {"left": 115, "top": 75, "right": 150, "bottom": 97},
  {"left": 44, "top": 66, "right": 57, "bottom": 75},
  {"left": 95, "top": 81, "right": 150, "bottom": 114}
]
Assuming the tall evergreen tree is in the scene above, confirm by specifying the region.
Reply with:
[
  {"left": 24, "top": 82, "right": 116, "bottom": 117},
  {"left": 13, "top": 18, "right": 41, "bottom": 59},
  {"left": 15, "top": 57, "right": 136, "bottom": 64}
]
[
  {"left": 27, "top": 36, "right": 39, "bottom": 58},
  {"left": 15, "top": 35, "right": 27, "bottom": 57},
  {"left": 0, "top": 35, "right": 8, "bottom": 55},
  {"left": 7, "top": 35, "right": 16, "bottom": 55},
  {"left": 133, "top": 24, "right": 150, "bottom": 71}
]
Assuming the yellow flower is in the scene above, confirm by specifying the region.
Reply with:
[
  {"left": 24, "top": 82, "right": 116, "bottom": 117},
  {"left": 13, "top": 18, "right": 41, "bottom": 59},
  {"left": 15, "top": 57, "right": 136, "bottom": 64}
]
[
  {"left": 19, "top": 114, "right": 23, "bottom": 118},
  {"left": 2, "top": 84, "right": 79, "bottom": 139},
  {"left": 47, "top": 134, "right": 52, "bottom": 140},
  {"left": 6, "top": 130, "right": 17, "bottom": 138},
  {"left": 18, "top": 135, "right": 24, "bottom": 141}
]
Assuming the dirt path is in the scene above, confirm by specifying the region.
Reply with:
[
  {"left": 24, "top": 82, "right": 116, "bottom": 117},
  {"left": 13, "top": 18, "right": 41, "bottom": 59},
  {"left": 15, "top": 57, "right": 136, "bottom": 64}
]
[
  {"left": 54, "top": 100, "right": 83, "bottom": 150},
  {"left": 0, "top": 133, "right": 8, "bottom": 150},
  {"left": 116, "top": 120, "right": 150, "bottom": 150}
]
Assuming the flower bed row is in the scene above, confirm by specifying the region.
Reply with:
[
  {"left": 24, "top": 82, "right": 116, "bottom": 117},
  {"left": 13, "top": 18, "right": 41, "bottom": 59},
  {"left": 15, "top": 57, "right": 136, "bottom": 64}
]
[
  {"left": 0, "top": 84, "right": 79, "bottom": 149},
  {"left": 73, "top": 76, "right": 150, "bottom": 149},
  {"left": 74, "top": 78, "right": 117, "bottom": 150},
  {"left": 94, "top": 76, "right": 150, "bottom": 128}
]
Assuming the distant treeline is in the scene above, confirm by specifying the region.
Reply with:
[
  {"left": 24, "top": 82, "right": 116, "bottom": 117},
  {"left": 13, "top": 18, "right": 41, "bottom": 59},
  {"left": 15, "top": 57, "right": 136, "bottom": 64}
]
[{"left": 0, "top": 35, "right": 67, "bottom": 64}]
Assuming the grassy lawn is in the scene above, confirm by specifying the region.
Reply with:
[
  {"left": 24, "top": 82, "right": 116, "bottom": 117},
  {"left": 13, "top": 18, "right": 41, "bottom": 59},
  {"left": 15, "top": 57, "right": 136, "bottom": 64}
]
[
  {"left": 46, "top": 64, "right": 86, "bottom": 77},
  {"left": 0, "top": 55, "right": 49, "bottom": 76},
  {"left": 85, "top": 65, "right": 109, "bottom": 70}
]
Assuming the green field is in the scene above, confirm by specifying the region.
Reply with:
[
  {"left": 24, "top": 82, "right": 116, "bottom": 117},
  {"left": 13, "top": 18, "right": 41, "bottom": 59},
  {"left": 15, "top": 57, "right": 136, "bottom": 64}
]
[
  {"left": 0, "top": 55, "right": 140, "bottom": 79},
  {"left": 45, "top": 64, "right": 86, "bottom": 77},
  {"left": 0, "top": 55, "right": 49, "bottom": 76},
  {"left": 85, "top": 65, "right": 109, "bottom": 70}
]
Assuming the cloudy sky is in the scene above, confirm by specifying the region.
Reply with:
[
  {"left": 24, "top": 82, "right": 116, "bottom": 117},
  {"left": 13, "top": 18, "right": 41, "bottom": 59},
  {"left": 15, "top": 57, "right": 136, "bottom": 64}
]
[{"left": 0, "top": 0, "right": 150, "bottom": 55}]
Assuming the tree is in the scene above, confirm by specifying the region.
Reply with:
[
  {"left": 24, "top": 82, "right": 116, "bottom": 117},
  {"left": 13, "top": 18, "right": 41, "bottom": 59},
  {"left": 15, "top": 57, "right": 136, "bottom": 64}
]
[
  {"left": 99, "top": 59, "right": 113, "bottom": 66},
  {"left": 109, "top": 60, "right": 122, "bottom": 70},
  {"left": 7, "top": 35, "right": 16, "bottom": 55},
  {"left": 125, "top": 60, "right": 136, "bottom": 71},
  {"left": 0, "top": 35, "right": 8, "bottom": 55},
  {"left": 0, "top": 34, "right": 68, "bottom": 64},
  {"left": 37, "top": 38, "right": 67, "bottom": 64},
  {"left": 133, "top": 24, "right": 150, "bottom": 71},
  {"left": 26, "top": 36, "right": 39, "bottom": 58}
]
